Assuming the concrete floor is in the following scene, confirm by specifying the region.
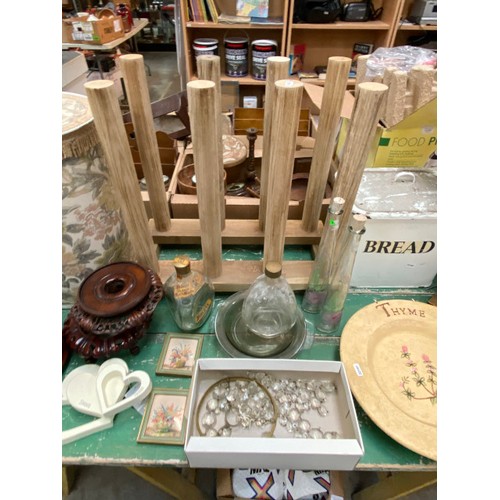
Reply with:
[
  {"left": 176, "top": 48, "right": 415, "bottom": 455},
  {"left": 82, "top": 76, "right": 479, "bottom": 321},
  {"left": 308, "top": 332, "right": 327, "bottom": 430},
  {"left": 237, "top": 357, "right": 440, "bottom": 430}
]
[{"left": 62, "top": 51, "right": 437, "bottom": 500}]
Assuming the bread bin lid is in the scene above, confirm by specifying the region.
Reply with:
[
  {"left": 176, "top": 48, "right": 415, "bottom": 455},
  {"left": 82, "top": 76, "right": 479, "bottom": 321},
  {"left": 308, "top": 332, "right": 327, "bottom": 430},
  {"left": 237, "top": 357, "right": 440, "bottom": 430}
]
[{"left": 353, "top": 169, "right": 437, "bottom": 218}]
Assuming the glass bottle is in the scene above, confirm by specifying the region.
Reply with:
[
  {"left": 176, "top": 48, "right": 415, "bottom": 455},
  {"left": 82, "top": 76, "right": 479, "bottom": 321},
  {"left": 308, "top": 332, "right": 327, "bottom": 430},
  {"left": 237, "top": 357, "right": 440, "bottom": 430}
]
[
  {"left": 241, "top": 262, "right": 297, "bottom": 338},
  {"left": 316, "top": 214, "right": 367, "bottom": 334},
  {"left": 116, "top": 3, "right": 133, "bottom": 32},
  {"left": 163, "top": 255, "right": 215, "bottom": 331},
  {"left": 302, "top": 197, "right": 345, "bottom": 313}
]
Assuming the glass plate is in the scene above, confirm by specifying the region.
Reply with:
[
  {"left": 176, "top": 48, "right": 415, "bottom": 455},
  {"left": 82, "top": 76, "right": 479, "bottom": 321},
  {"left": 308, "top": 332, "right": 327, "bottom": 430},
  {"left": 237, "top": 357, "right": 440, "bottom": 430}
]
[{"left": 215, "top": 290, "right": 307, "bottom": 359}]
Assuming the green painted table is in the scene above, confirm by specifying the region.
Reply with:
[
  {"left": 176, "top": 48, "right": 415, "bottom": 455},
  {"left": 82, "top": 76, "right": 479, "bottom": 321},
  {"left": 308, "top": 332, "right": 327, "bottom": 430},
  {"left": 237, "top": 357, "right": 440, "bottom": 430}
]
[{"left": 62, "top": 245, "right": 437, "bottom": 500}]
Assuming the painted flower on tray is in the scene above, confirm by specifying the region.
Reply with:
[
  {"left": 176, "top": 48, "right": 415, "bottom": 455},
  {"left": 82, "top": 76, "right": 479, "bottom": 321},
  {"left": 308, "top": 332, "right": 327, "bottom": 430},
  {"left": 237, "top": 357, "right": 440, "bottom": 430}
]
[
  {"left": 145, "top": 402, "right": 184, "bottom": 437},
  {"left": 400, "top": 345, "right": 437, "bottom": 404},
  {"left": 166, "top": 343, "right": 194, "bottom": 369}
]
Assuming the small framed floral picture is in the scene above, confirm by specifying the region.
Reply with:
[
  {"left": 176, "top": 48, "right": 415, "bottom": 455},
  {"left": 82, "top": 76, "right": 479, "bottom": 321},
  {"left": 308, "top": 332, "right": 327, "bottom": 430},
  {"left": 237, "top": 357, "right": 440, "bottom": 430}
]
[
  {"left": 137, "top": 388, "right": 189, "bottom": 445},
  {"left": 156, "top": 333, "right": 204, "bottom": 377}
]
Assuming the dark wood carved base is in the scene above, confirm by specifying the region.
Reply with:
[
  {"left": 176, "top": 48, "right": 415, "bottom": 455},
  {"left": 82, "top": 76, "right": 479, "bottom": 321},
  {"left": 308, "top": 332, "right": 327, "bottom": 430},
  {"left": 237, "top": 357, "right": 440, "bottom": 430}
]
[{"left": 62, "top": 262, "right": 164, "bottom": 363}]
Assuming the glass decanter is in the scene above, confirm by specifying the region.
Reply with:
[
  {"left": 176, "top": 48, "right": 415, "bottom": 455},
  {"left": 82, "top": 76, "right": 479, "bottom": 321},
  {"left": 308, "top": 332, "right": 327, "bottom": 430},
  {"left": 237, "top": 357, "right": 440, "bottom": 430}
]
[
  {"left": 316, "top": 214, "right": 367, "bottom": 333},
  {"left": 302, "top": 197, "right": 345, "bottom": 313},
  {"left": 163, "top": 255, "right": 214, "bottom": 331},
  {"left": 241, "top": 262, "right": 298, "bottom": 338}
]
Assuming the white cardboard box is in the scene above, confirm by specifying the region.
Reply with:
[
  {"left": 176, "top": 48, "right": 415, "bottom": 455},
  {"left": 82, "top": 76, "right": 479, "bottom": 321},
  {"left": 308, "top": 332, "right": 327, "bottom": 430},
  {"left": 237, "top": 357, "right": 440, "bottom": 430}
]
[
  {"left": 351, "top": 168, "right": 437, "bottom": 288},
  {"left": 185, "top": 358, "right": 364, "bottom": 470}
]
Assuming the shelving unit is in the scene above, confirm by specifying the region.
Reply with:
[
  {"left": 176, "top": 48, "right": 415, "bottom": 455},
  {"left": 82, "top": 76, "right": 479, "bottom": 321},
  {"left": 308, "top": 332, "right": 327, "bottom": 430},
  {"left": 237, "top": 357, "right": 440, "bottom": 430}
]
[
  {"left": 286, "top": 0, "right": 400, "bottom": 73},
  {"left": 392, "top": 0, "right": 437, "bottom": 46},
  {"left": 180, "top": 0, "right": 289, "bottom": 101},
  {"left": 178, "top": 0, "right": 437, "bottom": 105}
]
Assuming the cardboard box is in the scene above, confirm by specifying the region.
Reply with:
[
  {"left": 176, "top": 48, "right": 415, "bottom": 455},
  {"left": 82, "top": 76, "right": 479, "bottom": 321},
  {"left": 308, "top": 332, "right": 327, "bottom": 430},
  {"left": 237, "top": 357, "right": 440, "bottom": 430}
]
[
  {"left": 216, "top": 468, "right": 345, "bottom": 499},
  {"left": 336, "top": 91, "right": 437, "bottom": 168},
  {"left": 63, "top": 15, "right": 125, "bottom": 44},
  {"left": 350, "top": 168, "right": 437, "bottom": 288},
  {"left": 184, "top": 358, "right": 364, "bottom": 470}
]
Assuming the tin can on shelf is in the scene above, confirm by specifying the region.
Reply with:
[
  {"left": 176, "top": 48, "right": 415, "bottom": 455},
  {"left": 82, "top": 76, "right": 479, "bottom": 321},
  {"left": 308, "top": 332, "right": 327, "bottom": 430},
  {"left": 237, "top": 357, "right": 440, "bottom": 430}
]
[
  {"left": 251, "top": 39, "right": 277, "bottom": 80},
  {"left": 193, "top": 38, "right": 219, "bottom": 57},
  {"left": 224, "top": 35, "right": 249, "bottom": 77}
]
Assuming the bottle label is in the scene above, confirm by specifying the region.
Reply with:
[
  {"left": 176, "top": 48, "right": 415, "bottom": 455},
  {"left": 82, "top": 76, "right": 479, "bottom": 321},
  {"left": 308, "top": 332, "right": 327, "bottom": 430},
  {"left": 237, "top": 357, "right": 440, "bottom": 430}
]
[
  {"left": 174, "top": 273, "right": 203, "bottom": 299},
  {"left": 194, "top": 297, "right": 213, "bottom": 324}
]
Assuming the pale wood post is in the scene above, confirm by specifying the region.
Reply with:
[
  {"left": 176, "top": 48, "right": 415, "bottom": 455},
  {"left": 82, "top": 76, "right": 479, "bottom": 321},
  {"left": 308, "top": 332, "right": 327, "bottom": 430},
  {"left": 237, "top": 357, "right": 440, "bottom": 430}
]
[
  {"left": 84, "top": 80, "right": 159, "bottom": 274},
  {"left": 186, "top": 80, "right": 223, "bottom": 278},
  {"left": 196, "top": 54, "right": 226, "bottom": 228},
  {"left": 301, "top": 56, "right": 351, "bottom": 232},
  {"left": 263, "top": 79, "right": 304, "bottom": 269},
  {"left": 332, "top": 82, "right": 388, "bottom": 253},
  {"left": 258, "top": 56, "right": 290, "bottom": 231},
  {"left": 120, "top": 54, "right": 171, "bottom": 231},
  {"left": 385, "top": 70, "right": 407, "bottom": 127}
]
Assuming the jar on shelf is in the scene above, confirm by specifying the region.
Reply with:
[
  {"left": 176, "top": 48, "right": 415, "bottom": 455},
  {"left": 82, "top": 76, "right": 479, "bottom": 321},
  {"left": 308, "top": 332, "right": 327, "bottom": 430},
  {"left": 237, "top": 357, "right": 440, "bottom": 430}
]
[
  {"left": 241, "top": 262, "right": 297, "bottom": 338},
  {"left": 116, "top": 3, "right": 133, "bottom": 32},
  {"left": 163, "top": 255, "right": 215, "bottom": 331}
]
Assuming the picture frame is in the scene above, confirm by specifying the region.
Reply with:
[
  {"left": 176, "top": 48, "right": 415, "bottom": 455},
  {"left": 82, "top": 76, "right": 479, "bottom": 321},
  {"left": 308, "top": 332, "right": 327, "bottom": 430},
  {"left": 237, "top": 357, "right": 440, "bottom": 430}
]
[
  {"left": 156, "top": 333, "right": 204, "bottom": 377},
  {"left": 137, "top": 388, "right": 189, "bottom": 445}
]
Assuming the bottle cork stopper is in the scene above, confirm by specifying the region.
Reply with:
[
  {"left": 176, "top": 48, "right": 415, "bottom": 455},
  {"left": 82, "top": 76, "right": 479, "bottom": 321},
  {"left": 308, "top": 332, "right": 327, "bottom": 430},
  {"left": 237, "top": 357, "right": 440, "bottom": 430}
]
[
  {"left": 329, "top": 196, "right": 345, "bottom": 214},
  {"left": 173, "top": 255, "right": 191, "bottom": 276},
  {"left": 350, "top": 214, "right": 367, "bottom": 233},
  {"left": 265, "top": 262, "right": 282, "bottom": 278}
]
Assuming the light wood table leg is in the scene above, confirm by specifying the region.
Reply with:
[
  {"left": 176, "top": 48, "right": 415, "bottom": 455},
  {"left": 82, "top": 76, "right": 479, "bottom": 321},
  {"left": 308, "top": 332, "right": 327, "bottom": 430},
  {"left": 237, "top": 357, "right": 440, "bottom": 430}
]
[
  {"left": 126, "top": 467, "right": 205, "bottom": 500},
  {"left": 352, "top": 472, "right": 437, "bottom": 500},
  {"left": 62, "top": 465, "right": 77, "bottom": 496}
]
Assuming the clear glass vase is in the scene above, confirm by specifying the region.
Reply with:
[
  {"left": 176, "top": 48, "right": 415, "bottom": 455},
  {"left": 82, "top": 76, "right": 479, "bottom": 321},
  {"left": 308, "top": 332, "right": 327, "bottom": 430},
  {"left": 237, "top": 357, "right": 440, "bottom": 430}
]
[
  {"left": 241, "top": 262, "right": 298, "bottom": 338},
  {"left": 316, "top": 214, "right": 367, "bottom": 334},
  {"left": 302, "top": 197, "right": 345, "bottom": 313}
]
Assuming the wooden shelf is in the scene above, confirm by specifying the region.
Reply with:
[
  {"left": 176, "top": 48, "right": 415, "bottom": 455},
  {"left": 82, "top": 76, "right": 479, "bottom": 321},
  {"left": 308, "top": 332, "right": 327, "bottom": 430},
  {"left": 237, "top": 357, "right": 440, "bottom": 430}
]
[
  {"left": 291, "top": 20, "right": 391, "bottom": 30},
  {"left": 398, "top": 23, "right": 437, "bottom": 31},
  {"left": 179, "top": 0, "right": 437, "bottom": 107},
  {"left": 186, "top": 22, "right": 284, "bottom": 29}
]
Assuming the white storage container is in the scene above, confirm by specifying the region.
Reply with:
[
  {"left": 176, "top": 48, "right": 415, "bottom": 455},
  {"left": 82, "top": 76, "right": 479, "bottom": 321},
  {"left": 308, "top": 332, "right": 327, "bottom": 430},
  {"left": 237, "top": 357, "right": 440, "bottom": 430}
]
[{"left": 350, "top": 169, "right": 437, "bottom": 288}]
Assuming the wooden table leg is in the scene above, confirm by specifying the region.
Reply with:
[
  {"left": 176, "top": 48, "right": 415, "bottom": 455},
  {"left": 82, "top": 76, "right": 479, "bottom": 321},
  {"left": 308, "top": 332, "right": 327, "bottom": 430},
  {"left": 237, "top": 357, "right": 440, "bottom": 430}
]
[
  {"left": 62, "top": 465, "right": 77, "bottom": 496},
  {"left": 352, "top": 471, "right": 437, "bottom": 500},
  {"left": 126, "top": 467, "right": 205, "bottom": 500}
]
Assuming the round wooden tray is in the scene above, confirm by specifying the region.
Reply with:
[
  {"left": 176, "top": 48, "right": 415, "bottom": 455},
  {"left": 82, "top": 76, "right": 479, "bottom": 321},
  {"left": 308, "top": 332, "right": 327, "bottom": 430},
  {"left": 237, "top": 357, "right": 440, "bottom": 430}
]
[{"left": 340, "top": 299, "right": 437, "bottom": 461}]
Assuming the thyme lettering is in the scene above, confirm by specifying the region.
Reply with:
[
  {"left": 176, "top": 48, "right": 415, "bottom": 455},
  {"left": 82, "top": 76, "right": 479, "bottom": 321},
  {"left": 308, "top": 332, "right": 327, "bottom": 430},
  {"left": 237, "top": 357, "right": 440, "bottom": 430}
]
[
  {"left": 363, "top": 240, "right": 435, "bottom": 254},
  {"left": 376, "top": 302, "right": 426, "bottom": 318}
]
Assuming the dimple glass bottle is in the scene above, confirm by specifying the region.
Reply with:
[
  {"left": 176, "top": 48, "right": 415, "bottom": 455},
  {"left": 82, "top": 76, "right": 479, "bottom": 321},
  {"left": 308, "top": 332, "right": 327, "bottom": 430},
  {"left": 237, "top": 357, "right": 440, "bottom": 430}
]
[
  {"left": 302, "top": 197, "right": 345, "bottom": 313},
  {"left": 316, "top": 214, "right": 367, "bottom": 333},
  {"left": 163, "top": 255, "right": 214, "bottom": 331},
  {"left": 241, "top": 262, "right": 298, "bottom": 338}
]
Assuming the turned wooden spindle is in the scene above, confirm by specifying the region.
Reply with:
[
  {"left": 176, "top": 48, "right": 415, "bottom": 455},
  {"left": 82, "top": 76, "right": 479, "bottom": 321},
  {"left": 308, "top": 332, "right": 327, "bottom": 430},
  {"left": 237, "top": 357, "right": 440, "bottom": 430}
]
[
  {"left": 245, "top": 127, "right": 258, "bottom": 181},
  {"left": 84, "top": 80, "right": 159, "bottom": 274},
  {"left": 196, "top": 54, "right": 226, "bottom": 227},
  {"left": 186, "top": 80, "right": 223, "bottom": 278},
  {"left": 119, "top": 54, "right": 171, "bottom": 232},
  {"left": 258, "top": 56, "right": 290, "bottom": 231},
  {"left": 332, "top": 82, "right": 388, "bottom": 253},
  {"left": 263, "top": 79, "right": 304, "bottom": 269},
  {"left": 301, "top": 56, "right": 351, "bottom": 232}
]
